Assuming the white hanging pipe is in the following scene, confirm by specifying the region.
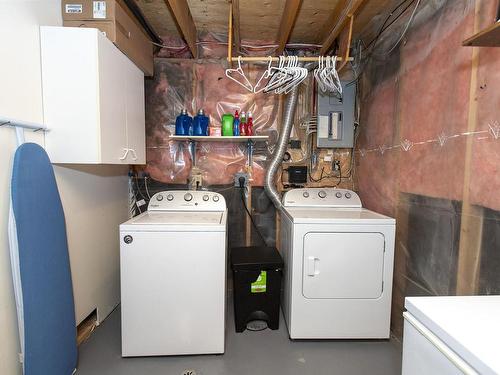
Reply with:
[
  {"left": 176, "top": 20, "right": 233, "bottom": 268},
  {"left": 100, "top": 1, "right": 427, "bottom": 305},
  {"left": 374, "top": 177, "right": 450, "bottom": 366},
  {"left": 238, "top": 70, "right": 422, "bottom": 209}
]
[{"left": 0, "top": 116, "right": 48, "bottom": 147}]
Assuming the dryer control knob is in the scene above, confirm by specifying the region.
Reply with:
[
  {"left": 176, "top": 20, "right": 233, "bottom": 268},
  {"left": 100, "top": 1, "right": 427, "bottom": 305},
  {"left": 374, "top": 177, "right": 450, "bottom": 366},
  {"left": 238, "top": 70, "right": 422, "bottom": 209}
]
[
  {"left": 203, "top": 194, "right": 209, "bottom": 201},
  {"left": 213, "top": 195, "right": 220, "bottom": 202},
  {"left": 156, "top": 194, "right": 164, "bottom": 201},
  {"left": 167, "top": 194, "right": 174, "bottom": 201},
  {"left": 318, "top": 190, "right": 327, "bottom": 198},
  {"left": 184, "top": 193, "right": 193, "bottom": 201},
  {"left": 303, "top": 192, "right": 310, "bottom": 198},
  {"left": 335, "top": 192, "right": 342, "bottom": 198},
  {"left": 345, "top": 192, "right": 352, "bottom": 199}
]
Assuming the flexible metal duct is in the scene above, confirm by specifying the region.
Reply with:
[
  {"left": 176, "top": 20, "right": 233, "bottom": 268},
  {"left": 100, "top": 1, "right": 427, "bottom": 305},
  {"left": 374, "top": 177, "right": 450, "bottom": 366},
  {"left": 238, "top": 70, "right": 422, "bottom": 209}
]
[{"left": 264, "top": 86, "right": 300, "bottom": 209}]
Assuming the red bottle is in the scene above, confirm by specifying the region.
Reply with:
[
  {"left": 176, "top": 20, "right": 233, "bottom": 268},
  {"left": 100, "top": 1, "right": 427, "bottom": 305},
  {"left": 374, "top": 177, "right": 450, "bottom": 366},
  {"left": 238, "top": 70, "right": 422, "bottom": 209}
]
[
  {"left": 246, "top": 111, "right": 254, "bottom": 136},
  {"left": 239, "top": 111, "right": 246, "bottom": 136}
]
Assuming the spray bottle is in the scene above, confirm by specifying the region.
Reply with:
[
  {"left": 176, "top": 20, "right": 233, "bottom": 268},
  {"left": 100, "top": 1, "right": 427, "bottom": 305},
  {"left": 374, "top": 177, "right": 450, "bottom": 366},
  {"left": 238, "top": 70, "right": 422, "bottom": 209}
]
[
  {"left": 246, "top": 111, "right": 254, "bottom": 136},
  {"left": 240, "top": 111, "right": 247, "bottom": 136}
]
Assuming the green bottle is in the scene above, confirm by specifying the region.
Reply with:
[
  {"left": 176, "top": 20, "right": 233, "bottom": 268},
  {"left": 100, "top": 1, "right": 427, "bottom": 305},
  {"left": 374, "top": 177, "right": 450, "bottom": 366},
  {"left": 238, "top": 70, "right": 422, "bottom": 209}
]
[{"left": 222, "top": 113, "right": 234, "bottom": 136}]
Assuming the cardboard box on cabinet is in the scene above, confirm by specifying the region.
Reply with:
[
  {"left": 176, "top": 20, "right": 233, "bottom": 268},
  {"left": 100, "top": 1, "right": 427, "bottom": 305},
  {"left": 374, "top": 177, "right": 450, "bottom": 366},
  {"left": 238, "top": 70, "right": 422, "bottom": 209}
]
[{"left": 62, "top": 0, "right": 153, "bottom": 76}]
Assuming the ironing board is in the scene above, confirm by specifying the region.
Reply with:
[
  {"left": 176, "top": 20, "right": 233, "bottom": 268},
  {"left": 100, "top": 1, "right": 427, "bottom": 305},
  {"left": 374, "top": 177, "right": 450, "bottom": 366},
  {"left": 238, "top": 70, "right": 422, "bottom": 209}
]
[{"left": 9, "top": 143, "right": 77, "bottom": 375}]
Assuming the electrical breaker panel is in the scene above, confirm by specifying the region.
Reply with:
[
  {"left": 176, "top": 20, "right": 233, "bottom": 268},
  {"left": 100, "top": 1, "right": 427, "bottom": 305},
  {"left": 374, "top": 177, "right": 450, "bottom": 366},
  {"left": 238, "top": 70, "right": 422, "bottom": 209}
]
[{"left": 316, "top": 82, "right": 356, "bottom": 148}]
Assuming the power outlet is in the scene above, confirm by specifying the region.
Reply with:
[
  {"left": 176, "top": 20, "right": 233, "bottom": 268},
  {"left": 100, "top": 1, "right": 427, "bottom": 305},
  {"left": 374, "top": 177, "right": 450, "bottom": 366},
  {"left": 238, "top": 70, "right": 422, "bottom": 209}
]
[
  {"left": 189, "top": 173, "right": 203, "bottom": 190},
  {"left": 331, "top": 160, "right": 341, "bottom": 177},
  {"left": 234, "top": 172, "right": 249, "bottom": 187}
]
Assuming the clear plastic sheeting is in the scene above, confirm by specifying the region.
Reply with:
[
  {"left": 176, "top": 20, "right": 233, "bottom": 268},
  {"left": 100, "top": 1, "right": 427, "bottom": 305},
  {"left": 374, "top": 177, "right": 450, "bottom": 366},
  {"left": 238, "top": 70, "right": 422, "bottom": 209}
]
[
  {"left": 356, "top": 0, "right": 500, "bottom": 338},
  {"left": 145, "top": 58, "right": 283, "bottom": 186}
]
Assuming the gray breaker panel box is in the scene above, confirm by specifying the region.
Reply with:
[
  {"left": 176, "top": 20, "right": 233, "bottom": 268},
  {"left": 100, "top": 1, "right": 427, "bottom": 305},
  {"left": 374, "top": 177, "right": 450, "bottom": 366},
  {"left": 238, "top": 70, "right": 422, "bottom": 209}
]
[{"left": 317, "top": 82, "right": 356, "bottom": 148}]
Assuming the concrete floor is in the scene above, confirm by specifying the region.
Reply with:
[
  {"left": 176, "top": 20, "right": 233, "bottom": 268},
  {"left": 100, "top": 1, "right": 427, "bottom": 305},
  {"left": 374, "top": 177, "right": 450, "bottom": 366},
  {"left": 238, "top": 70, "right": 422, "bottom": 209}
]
[{"left": 77, "top": 303, "right": 402, "bottom": 375}]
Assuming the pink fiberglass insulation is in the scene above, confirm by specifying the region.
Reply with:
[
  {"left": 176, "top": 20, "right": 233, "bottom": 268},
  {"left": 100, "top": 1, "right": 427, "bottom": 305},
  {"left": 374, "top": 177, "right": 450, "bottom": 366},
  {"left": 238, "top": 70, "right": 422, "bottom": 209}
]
[
  {"left": 144, "top": 59, "right": 281, "bottom": 186},
  {"left": 357, "top": 78, "right": 399, "bottom": 217},
  {"left": 470, "top": 44, "right": 500, "bottom": 211},
  {"left": 357, "top": 0, "right": 500, "bottom": 337}
]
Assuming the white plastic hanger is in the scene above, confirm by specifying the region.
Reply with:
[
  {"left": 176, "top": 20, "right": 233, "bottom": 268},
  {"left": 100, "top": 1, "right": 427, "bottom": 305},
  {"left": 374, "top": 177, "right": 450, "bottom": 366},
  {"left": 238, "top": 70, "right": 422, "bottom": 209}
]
[
  {"left": 264, "top": 56, "right": 291, "bottom": 93},
  {"left": 253, "top": 56, "right": 273, "bottom": 94},
  {"left": 225, "top": 56, "right": 254, "bottom": 92}
]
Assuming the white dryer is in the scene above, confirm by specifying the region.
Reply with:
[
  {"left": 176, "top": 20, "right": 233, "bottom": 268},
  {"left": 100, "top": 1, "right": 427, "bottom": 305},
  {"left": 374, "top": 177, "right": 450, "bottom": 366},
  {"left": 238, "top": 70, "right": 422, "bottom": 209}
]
[
  {"left": 280, "top": 188, "right": 395, "bottom": 339},
  {"left": 120, "top": 190, "right": 227, "bottom": 356}
]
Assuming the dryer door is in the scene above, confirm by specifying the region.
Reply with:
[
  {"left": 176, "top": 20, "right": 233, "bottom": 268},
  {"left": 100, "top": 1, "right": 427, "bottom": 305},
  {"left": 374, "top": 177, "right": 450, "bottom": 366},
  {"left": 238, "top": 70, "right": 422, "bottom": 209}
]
[{"left": 302, "top": 232, "right": 385, "bottom": 299}]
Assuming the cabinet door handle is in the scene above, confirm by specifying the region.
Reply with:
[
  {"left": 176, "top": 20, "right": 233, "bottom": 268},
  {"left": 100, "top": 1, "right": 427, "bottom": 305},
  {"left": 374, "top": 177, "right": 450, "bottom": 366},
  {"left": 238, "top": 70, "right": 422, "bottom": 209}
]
[
  {"left": 129, "top": 149, "right": 138, "bottom": 161},
  {"left": 119, "top": 148, "right": 129, "bottom": 160}
]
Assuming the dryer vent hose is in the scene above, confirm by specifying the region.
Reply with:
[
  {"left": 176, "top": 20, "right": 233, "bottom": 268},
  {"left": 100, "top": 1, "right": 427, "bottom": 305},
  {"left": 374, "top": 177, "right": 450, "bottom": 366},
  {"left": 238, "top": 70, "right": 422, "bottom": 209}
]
[{"left": 264, "top": 86, "right": 300, "bottom": 210}]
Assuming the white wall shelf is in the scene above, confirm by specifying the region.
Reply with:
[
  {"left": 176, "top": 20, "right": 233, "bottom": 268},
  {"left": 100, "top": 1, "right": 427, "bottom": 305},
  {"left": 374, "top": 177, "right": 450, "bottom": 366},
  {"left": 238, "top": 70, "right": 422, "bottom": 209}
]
[{"left": 170, "top": 135, "right": 268, "bottom": 170}]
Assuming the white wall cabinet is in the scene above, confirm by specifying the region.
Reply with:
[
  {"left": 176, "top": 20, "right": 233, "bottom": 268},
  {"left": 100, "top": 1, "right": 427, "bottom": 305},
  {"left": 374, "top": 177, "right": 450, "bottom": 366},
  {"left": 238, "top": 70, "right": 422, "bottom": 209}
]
[{"left": 40, "top": 26, "right": 145, "bottom": 164}]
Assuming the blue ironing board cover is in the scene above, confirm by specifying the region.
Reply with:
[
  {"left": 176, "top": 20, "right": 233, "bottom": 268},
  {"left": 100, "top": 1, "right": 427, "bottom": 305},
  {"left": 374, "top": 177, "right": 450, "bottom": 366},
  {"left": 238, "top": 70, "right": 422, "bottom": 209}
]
[{"left": 11, "top": 143, "right": 77, "bottom": 375}]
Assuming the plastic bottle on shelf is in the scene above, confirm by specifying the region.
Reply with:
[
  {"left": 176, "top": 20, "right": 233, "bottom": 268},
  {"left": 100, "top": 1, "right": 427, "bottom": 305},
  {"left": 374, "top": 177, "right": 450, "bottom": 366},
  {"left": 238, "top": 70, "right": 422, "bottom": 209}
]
[
  {"left": 233, "top": 110, "right": 240, "bottom": 136},
  {"left": 222, "top": 113, "right": 234, "bottom": 136},
  {"left": 246, "top": 111, "right": 254, "bottom": 136},
  {"left": 175, "top": 109, "right": 192, "bottom": 136},
  {"left": 240, "top": 111, "right": 247, "bottom": 136},
  {"left": 193, "top": 109, "right": 209, "bottom": 136}
]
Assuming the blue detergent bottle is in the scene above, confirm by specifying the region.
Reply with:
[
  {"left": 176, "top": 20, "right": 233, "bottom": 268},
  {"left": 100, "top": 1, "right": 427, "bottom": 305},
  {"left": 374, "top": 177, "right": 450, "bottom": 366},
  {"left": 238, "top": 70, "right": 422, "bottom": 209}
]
[
  {"left": 233, "top": 110, "right": 240, "bottom": 136},
  {"left": 193, "top": 109, "right": 209, "bottom": 136},
  {"left": 175, "top": 109, "right": 192, "bottom": 135}
]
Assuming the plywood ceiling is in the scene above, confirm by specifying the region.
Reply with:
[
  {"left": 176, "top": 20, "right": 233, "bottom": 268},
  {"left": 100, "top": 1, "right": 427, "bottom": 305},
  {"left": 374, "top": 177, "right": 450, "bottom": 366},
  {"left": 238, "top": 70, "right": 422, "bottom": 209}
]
[
  {"left": 187, "top": 0, "right": 228, "bottom": 35},
  {"left": 134, "top": 0, "right": 392, "bottom": 48},
  {"left": 290, "top": 0, "right": 343, "bottom": 44},
  {"left": 134, "top": 0, "right": 180, "bottom": 37},
  {"left": 238, "top": 0, "right": 286, "bottom": 41}
]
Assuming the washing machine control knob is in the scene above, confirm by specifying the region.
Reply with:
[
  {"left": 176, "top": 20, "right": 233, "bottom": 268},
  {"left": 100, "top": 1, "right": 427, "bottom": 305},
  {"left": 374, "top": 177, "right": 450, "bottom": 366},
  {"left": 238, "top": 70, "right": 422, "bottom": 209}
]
[
  {"left": 184, "top": 193, "right": 193, "bottom": 201},
  {"left": 303, "top": 192, "right": 309, "bottom": 198},
  {"left": 166, "top": 194, "right": 174, "bottom": 201},
  {"left": 345, "top": 192, "right": 352, "bottom": 199},
  {"left": 156, "top": 194, "right": 164, "bottom": 201},
  {"left": 203, "top": 194, "right": 209, "bottom": 201},
  {"left": 318, "top": 190, "right": 327, "bottom": 198},
  {"left": 335, "top": 192, "right": 342, "bottom": 198},
  {"left": 213, "top": 195, "right": 220, "bottom": 202}
]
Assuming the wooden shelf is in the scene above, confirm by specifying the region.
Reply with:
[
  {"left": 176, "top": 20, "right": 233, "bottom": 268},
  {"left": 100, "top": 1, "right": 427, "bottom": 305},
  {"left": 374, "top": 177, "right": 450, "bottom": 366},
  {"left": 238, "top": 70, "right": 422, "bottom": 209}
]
[
  {"left": 170, "top": 135, "right": 269, "bottom": 142},
  {"left": 463, "top": 21, "right": 500, "bottom": 47}
]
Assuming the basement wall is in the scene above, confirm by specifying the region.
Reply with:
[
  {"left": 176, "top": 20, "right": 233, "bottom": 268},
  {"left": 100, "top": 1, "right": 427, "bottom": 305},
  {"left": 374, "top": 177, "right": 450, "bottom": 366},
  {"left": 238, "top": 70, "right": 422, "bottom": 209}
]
[{"left": 356, "top": 0, "right": 500, "bottom": 337}]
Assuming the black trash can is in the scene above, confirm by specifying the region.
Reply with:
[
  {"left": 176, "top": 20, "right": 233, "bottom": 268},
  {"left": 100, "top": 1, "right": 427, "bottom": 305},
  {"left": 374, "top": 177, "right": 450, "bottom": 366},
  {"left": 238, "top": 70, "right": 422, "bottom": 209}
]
[{"left": 230, "top": 246, "right": 284, "bottom": 332}]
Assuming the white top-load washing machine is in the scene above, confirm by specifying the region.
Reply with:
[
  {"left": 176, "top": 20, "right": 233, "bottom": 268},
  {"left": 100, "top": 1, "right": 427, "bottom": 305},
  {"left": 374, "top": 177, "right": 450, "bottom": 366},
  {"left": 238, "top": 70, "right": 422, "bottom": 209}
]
[
  {"left": 280, "top": 188, "right": 395, "bottom": 339},
  {"left": 120, "top": 190, "right": 227, "bottom": 357}
]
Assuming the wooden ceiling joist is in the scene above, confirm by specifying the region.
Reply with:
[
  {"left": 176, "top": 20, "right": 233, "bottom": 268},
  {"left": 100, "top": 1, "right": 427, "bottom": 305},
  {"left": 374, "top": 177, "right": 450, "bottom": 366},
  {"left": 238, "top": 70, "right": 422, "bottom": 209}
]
[
  {"left": 231, "top": 0, "right": 241, "bottom": 53},
  {"left": 320, "top": 0, "right": 366, "bottom": 55},
  {"left": 276, "top": 0, "right": 303, "bottom": 54},
  {"left": 165, "top": 0, "right": 198, "bottom": 58}
]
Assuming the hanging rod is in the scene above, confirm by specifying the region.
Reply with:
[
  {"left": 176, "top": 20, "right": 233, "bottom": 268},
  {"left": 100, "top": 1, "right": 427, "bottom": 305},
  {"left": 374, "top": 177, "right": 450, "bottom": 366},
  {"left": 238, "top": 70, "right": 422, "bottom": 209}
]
[
  {"left": 0, "top": 116, "right": 48, "bottom": 132},
  {"left": 227, "top": 56, "right": 354, "bottom": 63}
]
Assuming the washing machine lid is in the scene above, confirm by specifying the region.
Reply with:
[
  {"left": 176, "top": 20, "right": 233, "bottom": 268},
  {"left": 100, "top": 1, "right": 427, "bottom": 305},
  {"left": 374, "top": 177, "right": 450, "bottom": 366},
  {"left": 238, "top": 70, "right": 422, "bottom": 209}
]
[
  {"left": 283, "top": 207, "right": 395, "bottom": 224},
  {"left": 120, "top": 210, "right": 227, "bottom": 232},
  {"left": 405, "top": 296, "right": 500, "bottom": 375}
]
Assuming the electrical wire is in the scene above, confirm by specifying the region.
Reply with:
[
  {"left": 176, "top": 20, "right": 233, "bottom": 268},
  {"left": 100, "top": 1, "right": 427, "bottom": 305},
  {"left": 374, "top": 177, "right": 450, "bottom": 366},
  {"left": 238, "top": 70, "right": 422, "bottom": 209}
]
[
  {"left": 152, "top": 40, "right": 322, "bottom": 51},
  {"left": 239, "top": 187, "right": 268, "bottom": 247},
  {"left": 347, "top": 0, "right": 419, "bottom": 86},
  {"left": 144, "top": 176, "right": 151, "bottom": 200},
  {"left": 374, "top": 0, "right": 422, "bottom": 55}
]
